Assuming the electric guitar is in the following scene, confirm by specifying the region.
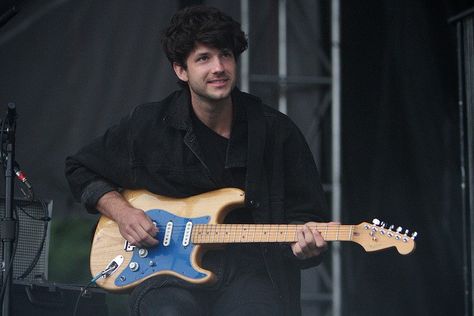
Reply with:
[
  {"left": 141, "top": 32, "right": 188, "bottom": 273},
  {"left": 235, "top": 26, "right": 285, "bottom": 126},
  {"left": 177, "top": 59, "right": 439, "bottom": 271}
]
[{"left": 90, "top": 188, "right": 417, "bottom": 292}]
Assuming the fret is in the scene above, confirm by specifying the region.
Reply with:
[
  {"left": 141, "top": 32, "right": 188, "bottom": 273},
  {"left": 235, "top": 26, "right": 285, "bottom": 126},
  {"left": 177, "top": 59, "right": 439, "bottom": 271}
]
[
  {"left": 268, "top": 226, "right": 274, "bottom": 242},
  {"left": 231, "top": 224, "right": 236, "bottom": 243},
  {"left": 192, "top": 224, "right": 357, "bottom": 244},
  {"left": 241, "top": 224, "right": 248, "bottom": 242},
  {"left": 277, "top": 224, "right": 282, "bottom": 242},
  {"left": 292, "top": 225, "right": 298, "bottom": 242},
  {"left": 205, "top": 225, "right": 210, "bottom": 243}
]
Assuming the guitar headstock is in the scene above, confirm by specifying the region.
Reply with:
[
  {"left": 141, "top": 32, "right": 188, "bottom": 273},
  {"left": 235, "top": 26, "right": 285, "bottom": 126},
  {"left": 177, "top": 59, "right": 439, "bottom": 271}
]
[{"left": 351, "top": 219, "right": 417, "bottom": 255}]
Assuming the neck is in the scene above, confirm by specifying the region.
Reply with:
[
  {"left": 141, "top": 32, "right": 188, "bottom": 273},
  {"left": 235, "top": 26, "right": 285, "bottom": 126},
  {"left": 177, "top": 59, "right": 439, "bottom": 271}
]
[
  {"left": 192, "top": 223, "right": 354, "bottom": 244},
  {"left": 191, "top": 95, "right": 233, "bottom": 139}
]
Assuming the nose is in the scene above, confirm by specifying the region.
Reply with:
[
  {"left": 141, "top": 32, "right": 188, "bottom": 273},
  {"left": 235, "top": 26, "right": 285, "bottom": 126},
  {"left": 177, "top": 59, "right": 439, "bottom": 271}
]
[{"left": 211, "top": 57, "right": 225, "bottom": 73}]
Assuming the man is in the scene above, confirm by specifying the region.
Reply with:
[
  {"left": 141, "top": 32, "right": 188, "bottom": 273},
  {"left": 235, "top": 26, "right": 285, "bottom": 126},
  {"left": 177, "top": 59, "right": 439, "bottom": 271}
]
[{"left": 66, "top": 5, "right": 328, "bottom": 316}]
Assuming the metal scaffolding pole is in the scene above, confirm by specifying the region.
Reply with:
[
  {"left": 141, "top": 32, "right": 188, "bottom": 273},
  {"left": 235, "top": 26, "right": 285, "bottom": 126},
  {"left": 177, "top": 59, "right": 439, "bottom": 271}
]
[
  {"left": 239, "top": 1, "right": 340, "bottom": 315},
  {"left": 240, "top": 0, "right": 249, "bottom": 93},
  {"left": 331, "top": 0, "right": 342, "bottom": 316},
  {"left": 278, "top": 0, "right": 288, "bottom": 114}
]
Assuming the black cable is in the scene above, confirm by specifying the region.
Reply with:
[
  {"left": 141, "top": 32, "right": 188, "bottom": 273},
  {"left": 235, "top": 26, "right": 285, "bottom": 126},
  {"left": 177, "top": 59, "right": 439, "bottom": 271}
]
[
  {"left": 16, "top": 199, "right": 49, "bottom": 221},
  {"left": 17, "top": 199, "right": 49, "bottom": 280},
  {"left": 0, "top": 118, "right": 5, "bottom": 161},
  {"left": 17, "top": 180, "right": 34, "bottom": 202},
  {"left": 0, "top": 204, "right": 19, "bottom": 302},
  {"left": 72, "top": 281, "right": 95, "bottom": 316}
]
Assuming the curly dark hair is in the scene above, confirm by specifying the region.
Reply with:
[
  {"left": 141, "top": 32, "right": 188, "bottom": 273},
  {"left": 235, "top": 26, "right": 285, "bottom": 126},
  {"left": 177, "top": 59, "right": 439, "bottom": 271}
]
[{"left": 161, "top": 5, "right": 248, "bottom": 68}]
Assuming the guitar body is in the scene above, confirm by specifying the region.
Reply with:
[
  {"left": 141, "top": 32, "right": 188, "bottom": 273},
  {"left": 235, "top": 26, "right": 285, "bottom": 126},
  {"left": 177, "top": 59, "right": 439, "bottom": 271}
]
[{"left": 90, "top": 188, "right": 245, "bottom": 292}]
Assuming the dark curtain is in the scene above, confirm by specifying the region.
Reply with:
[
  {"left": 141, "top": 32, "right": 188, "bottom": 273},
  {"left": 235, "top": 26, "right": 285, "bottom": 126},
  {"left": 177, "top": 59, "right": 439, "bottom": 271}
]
[
  {"left": 0, "top": 0, "right": 242, "bottom": 217},
  {"left": 342, "top": 1, "right": 466, "bottom": 315},
  {"left": 0, "top": 0, "right": 180, "bottom": 215}
]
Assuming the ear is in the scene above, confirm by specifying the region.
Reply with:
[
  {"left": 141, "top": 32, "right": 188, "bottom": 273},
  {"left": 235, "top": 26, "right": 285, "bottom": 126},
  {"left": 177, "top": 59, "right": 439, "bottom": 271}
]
[{"left": 173, "top": 62, "right": 188, "bottom": 82}]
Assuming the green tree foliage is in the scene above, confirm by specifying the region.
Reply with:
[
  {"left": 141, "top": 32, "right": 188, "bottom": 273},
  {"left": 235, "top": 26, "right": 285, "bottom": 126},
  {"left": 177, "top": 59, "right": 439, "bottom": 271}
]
[{"left": 48, "top": 217, "right": 128, "bottom": 315}]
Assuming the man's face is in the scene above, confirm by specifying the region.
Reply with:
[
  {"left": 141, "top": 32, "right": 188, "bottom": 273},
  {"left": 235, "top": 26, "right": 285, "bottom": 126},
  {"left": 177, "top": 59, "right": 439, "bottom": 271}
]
[{"left": 173, "top": 43, "right": 236, "bottom": 105}]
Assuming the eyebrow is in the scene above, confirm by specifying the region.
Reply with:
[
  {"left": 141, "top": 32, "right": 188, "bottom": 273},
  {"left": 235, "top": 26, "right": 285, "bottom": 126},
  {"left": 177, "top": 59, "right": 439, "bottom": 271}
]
[
  {"left": 194, "top": 51, "right": 209, "bottom": 57},
  {"left": 193, "top": 48, "right": 232, "bottom": 56}
]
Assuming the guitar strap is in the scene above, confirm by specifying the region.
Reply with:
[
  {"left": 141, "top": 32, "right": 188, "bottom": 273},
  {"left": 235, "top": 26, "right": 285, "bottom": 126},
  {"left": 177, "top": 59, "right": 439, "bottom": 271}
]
[{"left": 243, "top": 94, "right": 266, "bottom": 211}]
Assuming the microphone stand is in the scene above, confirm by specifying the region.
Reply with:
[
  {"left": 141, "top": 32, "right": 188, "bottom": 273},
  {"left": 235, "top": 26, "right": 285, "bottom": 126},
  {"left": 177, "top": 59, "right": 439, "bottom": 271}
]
[{"left": 1, "top": 103, "right": 17, "bottom": 316}]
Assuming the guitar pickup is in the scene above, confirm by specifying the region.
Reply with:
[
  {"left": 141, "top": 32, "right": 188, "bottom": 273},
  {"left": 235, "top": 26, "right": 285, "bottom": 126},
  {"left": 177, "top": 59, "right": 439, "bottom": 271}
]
[
  {"left": 163, "top": 221, "right": 173, "bottom": 247},
  {"left": 182, "top": 221, "right": 193, "bottom": 247}
]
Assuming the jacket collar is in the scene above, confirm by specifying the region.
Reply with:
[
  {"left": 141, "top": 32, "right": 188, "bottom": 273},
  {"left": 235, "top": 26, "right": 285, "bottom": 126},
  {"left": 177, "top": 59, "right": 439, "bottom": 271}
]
[
  {"left": 163, "top": 89, "right": 193, "bottom": 130},
  {"left": 163, "top": 88, "right": 254, "bottom": 130},
  {"left": 163, "top": 88, "right": 262, "bottom": 170}
]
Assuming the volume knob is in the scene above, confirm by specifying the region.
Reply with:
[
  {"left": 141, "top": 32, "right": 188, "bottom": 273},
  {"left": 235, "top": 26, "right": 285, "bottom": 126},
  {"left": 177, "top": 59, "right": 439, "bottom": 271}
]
[
  {"left": 129, "top": 262, "right": 139, "bottom": 272},
  {"left": 138, "top": 249, "right": 148, "bottom": 258}
]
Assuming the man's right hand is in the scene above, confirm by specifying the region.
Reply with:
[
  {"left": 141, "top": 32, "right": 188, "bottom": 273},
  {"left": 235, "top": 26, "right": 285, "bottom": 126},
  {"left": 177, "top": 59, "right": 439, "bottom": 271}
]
[
  {"left": 96, "top": 191, "right": 159, "bottom": 248},
  {"left": 114, "top": 206, "right": 159, "bottom": 248}
]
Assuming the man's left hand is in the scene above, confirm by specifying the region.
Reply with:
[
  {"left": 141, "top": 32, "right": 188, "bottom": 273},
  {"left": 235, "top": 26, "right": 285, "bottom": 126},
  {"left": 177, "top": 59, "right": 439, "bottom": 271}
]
[{"left": 291, "top": 222, "right": 329, "bottom": 260}]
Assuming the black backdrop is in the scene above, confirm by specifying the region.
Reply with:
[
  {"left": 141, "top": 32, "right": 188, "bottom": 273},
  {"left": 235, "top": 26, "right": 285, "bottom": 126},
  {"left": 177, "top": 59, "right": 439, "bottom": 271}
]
[
  {"left": 0, "top": 0, "right": 470, "bottom": 315},
  {"left": 341, "top": 1, "right": 466, "bottom": 315}
]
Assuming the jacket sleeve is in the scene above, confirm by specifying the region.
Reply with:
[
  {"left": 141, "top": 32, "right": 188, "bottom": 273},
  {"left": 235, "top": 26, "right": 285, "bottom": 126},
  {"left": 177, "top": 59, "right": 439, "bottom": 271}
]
[
  {"left": 282, "top": 119, "right": 328, "bottom": 269},
  {"left": 65, "top": 111, "right": 136, "bottom": 213},
  {"left": 284, "top": 119, "right": 327, "bottom": 222}
]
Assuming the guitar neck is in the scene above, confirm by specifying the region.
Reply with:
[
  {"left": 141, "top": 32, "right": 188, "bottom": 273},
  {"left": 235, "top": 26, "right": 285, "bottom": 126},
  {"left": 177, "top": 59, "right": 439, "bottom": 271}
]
[{"left": 192, "top": 223, "right": 354, "bottom": 244}]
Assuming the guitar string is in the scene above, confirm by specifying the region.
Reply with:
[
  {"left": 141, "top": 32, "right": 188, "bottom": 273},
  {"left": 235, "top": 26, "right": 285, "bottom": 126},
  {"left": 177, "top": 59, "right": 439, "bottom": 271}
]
[
  {"left": 150, "top": 225, "right": 409, "bottom": 243},
  {"left": 157, "top": 226, "right": 356, "bottom": 233},
  {"left": 152, "top": 224, "right": 358, "bottom": 242},
  {"left": 154, "top": 224, "right": 353, "bottom": 229}
]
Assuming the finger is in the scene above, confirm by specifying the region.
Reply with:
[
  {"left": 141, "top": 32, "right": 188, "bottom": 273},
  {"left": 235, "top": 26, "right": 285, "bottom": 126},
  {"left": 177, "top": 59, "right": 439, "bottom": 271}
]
[
  {"left": 311, "top": 229, "right": 328, "bottom": 250},
  {"left": 298, "top": 226, "right": 315, "bottom": 257},
  {"left": 122, "top": 228, "right": 141, "bottom": 247},
  {"left": 302, "top": 225, "right": 328, "bottom": 257},
  {"left": 123, "top": 221, "right": 157, "bottom": 248},
  {"left": 303, "top": 225, "right": 319, "bottom": 251},
  {"left": 133, "top": 212, "right": 159, "bottom": 246},
  {"left": 291, "top": 242, "right": 305, "bottom": 259},
  {"left": 293, "top": 229, "right": 307, "bottom": 258},
  {"left": 141, "top": 219, "right": 159, "bottom": 238},
  {"left": 136, "top": 224, "right": 159, "bottom": 247}
]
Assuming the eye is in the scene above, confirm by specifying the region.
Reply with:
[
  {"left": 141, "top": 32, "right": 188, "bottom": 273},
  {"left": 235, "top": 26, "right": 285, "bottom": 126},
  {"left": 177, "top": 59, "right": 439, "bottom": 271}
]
[
  {"left": 221, "top": 50, "right": 233, "bottom": 58},
  {"left": 196, "top": 55, "right": 209, "bottom": 62}
]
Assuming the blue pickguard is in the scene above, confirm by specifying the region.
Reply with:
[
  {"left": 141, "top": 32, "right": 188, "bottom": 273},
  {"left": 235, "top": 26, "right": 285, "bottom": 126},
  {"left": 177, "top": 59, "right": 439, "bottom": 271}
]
[{"left": 115, "top": 209, "right": 210, "bottom": 287}]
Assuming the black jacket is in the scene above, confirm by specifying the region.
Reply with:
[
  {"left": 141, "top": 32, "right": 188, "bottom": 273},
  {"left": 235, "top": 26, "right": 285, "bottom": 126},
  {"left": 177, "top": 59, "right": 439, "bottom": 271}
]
[{"left": 65, "top": 88, "right": 327, "bottom": 315}]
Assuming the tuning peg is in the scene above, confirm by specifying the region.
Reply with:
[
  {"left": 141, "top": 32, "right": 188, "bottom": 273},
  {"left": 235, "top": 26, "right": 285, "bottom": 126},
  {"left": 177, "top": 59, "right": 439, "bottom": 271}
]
[
  {"left": 411, "top": 232, "right": 418, "bottom": 240},
  {"left": 404, "top": 229, "right": 409, "bottom": 235},
  {"left": 372, "top": 219, "right": 381, "bottom": 226},
  {"left": 396, "top": 226, "right": 403, "bottom": 233},
  {"left": 389, "top": 225, "right": 395, "bottom": 231}
]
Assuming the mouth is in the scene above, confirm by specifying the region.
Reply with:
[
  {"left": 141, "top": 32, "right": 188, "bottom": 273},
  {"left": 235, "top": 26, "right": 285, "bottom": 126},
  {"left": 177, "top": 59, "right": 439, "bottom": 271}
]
[{"left": 207, "top": 78, "right": 229, "bottom": 87}]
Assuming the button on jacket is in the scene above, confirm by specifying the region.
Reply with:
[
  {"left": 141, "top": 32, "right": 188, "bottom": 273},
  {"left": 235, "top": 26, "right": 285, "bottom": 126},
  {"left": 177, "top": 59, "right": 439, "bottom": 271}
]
[{"left": 65, "top": 88, "right": 327, "bottom": 316}]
